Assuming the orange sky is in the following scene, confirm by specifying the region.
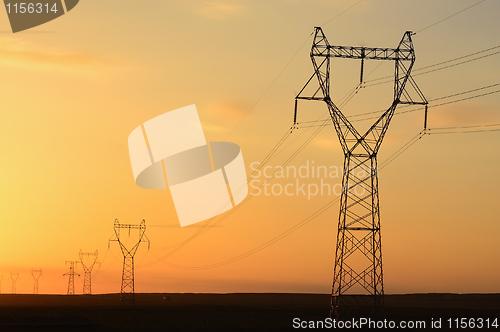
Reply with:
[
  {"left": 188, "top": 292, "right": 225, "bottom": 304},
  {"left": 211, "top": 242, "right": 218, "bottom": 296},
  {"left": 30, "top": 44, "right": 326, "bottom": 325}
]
[{"left": 0, "top": 0, "right": 499, "bottom": 295}]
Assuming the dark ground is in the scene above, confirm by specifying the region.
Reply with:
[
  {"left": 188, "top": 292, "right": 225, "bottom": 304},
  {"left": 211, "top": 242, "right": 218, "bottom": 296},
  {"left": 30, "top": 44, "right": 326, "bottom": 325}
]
[{"left": 0, "top": 293, "right": 498, "bottom": 331}]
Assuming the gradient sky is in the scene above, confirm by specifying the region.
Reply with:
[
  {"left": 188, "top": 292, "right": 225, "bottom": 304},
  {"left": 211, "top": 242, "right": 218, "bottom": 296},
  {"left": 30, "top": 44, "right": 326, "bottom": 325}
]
[{"left": 0, "top": 0, "right": 499, "bottom": 295}]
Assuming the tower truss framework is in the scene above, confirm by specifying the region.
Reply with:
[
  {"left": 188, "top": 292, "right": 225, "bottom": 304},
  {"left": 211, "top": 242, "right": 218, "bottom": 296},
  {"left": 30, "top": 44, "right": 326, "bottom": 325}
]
[
  {"left": 64, "top": 261, "right": 80, "bottom": 295},
  {"left": 109, "top": 219, "right": 149, "bottom": 308},
  {"left": 79, "top": 250, "right": 99, "bottom": 295},
  {"left": 10, "top": 273, "right": 19, "bottom": 294},
  {"left": 295, "top": 27, "right": 427, "bottom": 318},
  {"left": 31, "top": 269, "right": 42, "bottom": 295}
]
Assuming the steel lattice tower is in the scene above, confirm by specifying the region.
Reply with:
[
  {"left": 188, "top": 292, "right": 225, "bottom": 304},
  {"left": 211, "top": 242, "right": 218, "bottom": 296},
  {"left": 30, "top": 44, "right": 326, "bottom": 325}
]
[
  {"left": 64, "top": 261, "right": 80, "bottom": 295},
  {"left": 109, "top": 219, "right": 149, "bottom": 308},
  {"left": 31, "top": 269, "right": 42, "bottom": 295},
  {"left": 295, "top": 27, "right": 427, "bottom": 318},
  {"left": 79, "top": 250, "right": 99, "bottom": 295},
  {"left": 10, "top": 273, "right": 19, "bottom": 294}
]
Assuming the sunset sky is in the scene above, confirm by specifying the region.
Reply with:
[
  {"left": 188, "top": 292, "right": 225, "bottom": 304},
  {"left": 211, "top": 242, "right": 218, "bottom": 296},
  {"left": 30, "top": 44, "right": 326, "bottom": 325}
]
[{"left": 0, "top": 0, "right": 499, "bottom": 295}]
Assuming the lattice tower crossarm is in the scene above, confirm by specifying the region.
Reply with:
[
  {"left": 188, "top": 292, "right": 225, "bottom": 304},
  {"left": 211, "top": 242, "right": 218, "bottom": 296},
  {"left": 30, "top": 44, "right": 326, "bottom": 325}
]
[{"left": 295, "top": 27, "right": 427, "bottom": 318}]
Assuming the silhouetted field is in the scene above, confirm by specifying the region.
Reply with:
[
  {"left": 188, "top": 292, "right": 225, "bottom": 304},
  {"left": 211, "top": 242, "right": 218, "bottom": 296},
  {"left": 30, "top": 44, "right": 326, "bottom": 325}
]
[{"left": 0, "top": 293, "right": 498, "bottom": 331}]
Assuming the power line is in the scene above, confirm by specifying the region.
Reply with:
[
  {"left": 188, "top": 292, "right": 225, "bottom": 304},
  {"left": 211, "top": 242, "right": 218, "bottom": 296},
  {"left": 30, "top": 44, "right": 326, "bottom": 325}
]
[
  {"left": 301, "top": 83, "right": 500, "bottom": 126},
  {"left": 364, "top": 50, "right": 499, "bottom": 87},
  {"left": 147, "top": 121, "right": 308, "bottom": 253},
  {"left": 363, "top": 43, "right": 500, "bottom": 84},
  {"left": 429, "top": 88, "right": 500, "bottom": 108},
  {"left": 427, "top": 122, "right": 500, "bottom": 135},
  {"left": 430, "top": 83, "right": 500, "bottom": 102},
  {"left": 161, "top": 82, "right": 500, "bottom": 270},
  {"left": 415, "top": 0, "right": 488, "bottom": 34},
  {"left": 150, "top": 82, "right": 364, "bottom": 252},
  {"left": 140, "top": 78, "right": 500, "bottom": 268},
  {"left": 379, "top": 131, "right": 426, "bottom": 169},
  {"left": 131, "top": 0, "right": 364, "bottom": 225},
  {"left": 298, "top": 44, "right": 500, "bottom": 125},
  {"left": 149, "top": 127, "right": 294, "bottom": 252},
  {"left": 139, "top": 120, "right": 330, "bottom": 267},
  {"left": 146, "top": 94, "right": 352, "bottom": 254},
  {"left": 222, "top": 0, "right": 362, "bottom": 143},
  {"left": 141, "top": 29, "right": 427, "bottom": 273},
  {"left": 287, "top": 84, "right": 362, "bottom": 126},
  {"left": 413, "top": 51, "right": 499, "bottom": 77},
  {"left": 134, "top": 13, "right": 496, "bottom": 260},
  {"left": 147, "top": 117, "right": 500, "bottom": 271},
  {"left": 138, "top": 28, "right": 499, "bottom": 270},
  {"left": 430, "top": 122, "right": 500, "bottom": 130},
  {"left": 413, "top": 45, "right": 500, "bottom": 73},
  {"left": 141, "top": 83, "right": 366, "bottom": 262},
  {"left": 221, "top": 35, "right": 311, "bottom": 142},
  {"left": 149, "top": 82, "right": 500, "bottom": 269},
  {"left": 321, "top": 0, "right": 363, "bottom": 27},
  {"left": 136, "top": 121, "right": 294, "bottom": 226},
  {"left": 146, "top": 129, "right": 429, "bottom": 271},
  {"left": 189, "top": 31, "right": 423, "bottom": 318},
  {"left": 139, "top": 92, "right": 500, "bottom": 270},
  {"left": 149, "top": 197, "right": 340, "bottom": 270},
  {"left": 428, "top": 128, "right": 500, "bottom": 135}
]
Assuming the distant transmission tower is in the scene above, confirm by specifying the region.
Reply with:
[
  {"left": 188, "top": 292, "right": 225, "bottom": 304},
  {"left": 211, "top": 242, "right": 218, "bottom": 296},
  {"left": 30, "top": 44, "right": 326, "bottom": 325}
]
[
  {"left": 295, "top": 27, "right": 427, "bottom": 318},
  {"left": 31, "top": 269, "right": 42, "bottom": 295},
  {"left": 10, "top": 273, "right": 19, "bottom": 294},
  {"left": 63, "top": 261, "right": 80, "bottom": 295},
  {"left": 79, "top": 250, "right": 100, "bottom": 295},
  {"left": 109, "top": 219, "right": 149, "bottom": 308}
]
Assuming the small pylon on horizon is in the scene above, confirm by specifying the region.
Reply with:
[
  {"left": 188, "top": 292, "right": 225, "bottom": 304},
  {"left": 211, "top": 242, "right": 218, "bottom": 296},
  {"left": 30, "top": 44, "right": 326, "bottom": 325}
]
[
  {"left": 63, "top": 261, "right": 80, "bottom": 295},
  {"left": 10, "top": 273, "right": 19, "bottom": 294},
  {"left": 31, "top": 269, "right": 42, "bottom": 295}
]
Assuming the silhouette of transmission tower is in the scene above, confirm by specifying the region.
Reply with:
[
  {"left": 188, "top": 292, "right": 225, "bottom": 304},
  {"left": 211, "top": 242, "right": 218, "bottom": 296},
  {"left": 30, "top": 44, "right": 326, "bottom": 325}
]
[
  {"left": 64, "top": 261, "right": 80, "bottom": 295},
  {"left": 295, "top": 27, "right": 427, "bottom": 318},
  {"left": 31, "top": 269, "right": 42, "bottom": 295},
  {"left": 10, "top": 273, "right": 19, "bottom": 294},
  {"left": 79, "top": 250, "right": 99, "bottom": 295},
  {"left": 109, "top": 219, "right": 149, "bottom": 308}
]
